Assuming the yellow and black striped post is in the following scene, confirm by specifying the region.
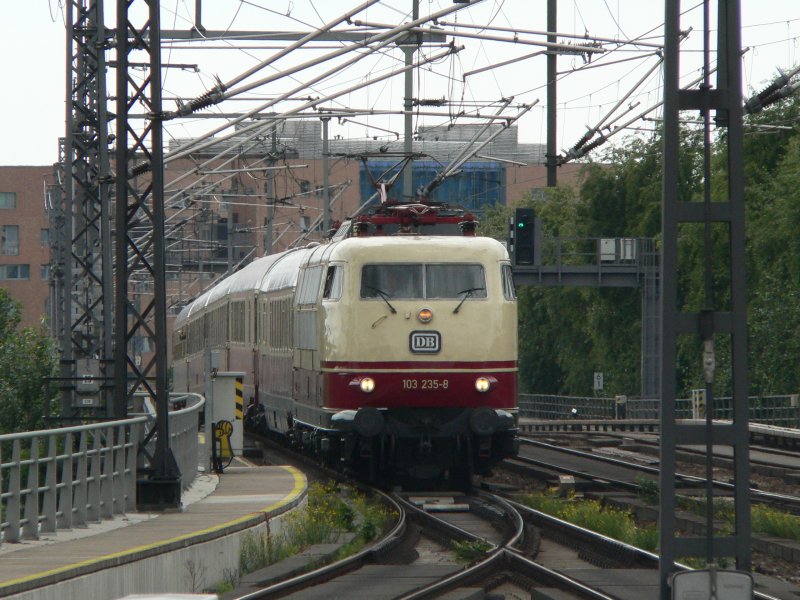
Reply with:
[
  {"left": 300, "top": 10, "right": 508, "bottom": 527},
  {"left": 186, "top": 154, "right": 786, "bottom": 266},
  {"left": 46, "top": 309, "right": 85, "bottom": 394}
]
[{"left": 234, "top": 376, "right": 244, "bottom": 420}]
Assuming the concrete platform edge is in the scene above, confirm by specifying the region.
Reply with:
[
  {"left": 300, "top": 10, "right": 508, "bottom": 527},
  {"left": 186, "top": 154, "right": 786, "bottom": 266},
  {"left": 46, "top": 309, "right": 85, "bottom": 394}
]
[{"left": 0, "top": 466, "right": 307, "bottom": 600}]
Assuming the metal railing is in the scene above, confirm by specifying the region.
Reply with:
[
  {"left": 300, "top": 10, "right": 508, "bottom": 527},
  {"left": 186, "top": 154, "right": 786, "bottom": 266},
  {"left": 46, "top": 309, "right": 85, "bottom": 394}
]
[
  {"left": 0, "top": 393, "right": 204, "bottom": 544},
  {"left": 157, "top": 393, "right": 205, "bottom": 491},
  {"left": 518, "top": 393, "right": 800, "bottom": 428}
]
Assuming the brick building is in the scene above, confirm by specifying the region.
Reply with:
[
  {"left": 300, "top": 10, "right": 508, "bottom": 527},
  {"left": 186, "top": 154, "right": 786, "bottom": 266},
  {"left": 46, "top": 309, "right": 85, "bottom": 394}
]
[
  {"left": 1, "top": 123, "right": 586, "bottom": 335},
  {"left": 0, "top": 166, "right": 53, "bottom": 329}
]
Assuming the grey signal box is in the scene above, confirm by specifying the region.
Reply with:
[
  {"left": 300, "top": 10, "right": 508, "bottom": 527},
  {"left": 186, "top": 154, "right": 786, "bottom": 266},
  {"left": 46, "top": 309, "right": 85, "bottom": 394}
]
[{"left": 74, "top": 358, "right": 101, "bottom": 408}]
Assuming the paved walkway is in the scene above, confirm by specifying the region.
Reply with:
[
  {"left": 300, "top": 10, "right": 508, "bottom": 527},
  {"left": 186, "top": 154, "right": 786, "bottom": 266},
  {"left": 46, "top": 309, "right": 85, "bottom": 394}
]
[{"left": 0, "top": 462, "right": 306, "bottom": 598}]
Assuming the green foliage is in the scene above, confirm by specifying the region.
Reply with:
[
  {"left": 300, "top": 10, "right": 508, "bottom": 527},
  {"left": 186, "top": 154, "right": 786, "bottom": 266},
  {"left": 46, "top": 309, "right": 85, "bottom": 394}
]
[
  {"left": 519, "top": 491, "right": 658, "bottom": 552},
  {"left": 451, "top": 539, "right": 492, "bottom": 563},
  {"left": 238, "top": 481, "right": 392, "bottom": 576},
  {"left": 0, "top": 289, "right": 58, "bottom": 433},
  {"left": 752, "top": 505, "right": 800, "bottom": 541},
  {"left": 636, "top": 477, "right": 660, "bottom": 505},
  {"left": 678, "top": 494, "right": 800, "bottom": 543},
  {"left": 484, "top": 99, "right": 800, "bottom": 397}
]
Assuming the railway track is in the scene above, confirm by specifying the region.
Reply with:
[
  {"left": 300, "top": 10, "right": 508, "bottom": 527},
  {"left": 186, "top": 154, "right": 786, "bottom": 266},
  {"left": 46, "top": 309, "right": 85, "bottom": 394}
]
[
  {"left": 509, "top": 436, "right": 800, "bottom": 514},
  {"left": 235, "top": 434, "right": 644, "bottom": 598},
  {"left": 234, "top": 482, "right": 793, "bottom": 599},
  {"left": 233, "top": 432, "right": 798, "bottom": 599}
]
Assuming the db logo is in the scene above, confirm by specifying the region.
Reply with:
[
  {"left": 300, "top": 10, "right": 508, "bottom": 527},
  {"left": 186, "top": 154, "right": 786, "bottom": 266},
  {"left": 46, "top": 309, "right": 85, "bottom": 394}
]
[{"left": 409, "top": 331, "right": 441, "bottom": 354}]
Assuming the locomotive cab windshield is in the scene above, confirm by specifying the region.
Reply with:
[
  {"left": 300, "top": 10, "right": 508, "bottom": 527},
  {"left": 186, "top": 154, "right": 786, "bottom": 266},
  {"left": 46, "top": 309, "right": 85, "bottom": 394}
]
[{"left": 360, "top": 263, "right": 487, "bottom": 301}]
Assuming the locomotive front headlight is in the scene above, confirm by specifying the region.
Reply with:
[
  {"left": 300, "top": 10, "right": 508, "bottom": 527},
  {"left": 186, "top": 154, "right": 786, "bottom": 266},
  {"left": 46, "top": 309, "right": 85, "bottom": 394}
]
[
  {"left": 475, "top": 376, "right": 496, "bottom": 393},
  {"left": 417, "top": 308, "right": 433, "bottom": 323},
  {"left": 359, "top": 377, "right": 376, "bottom": 393}
]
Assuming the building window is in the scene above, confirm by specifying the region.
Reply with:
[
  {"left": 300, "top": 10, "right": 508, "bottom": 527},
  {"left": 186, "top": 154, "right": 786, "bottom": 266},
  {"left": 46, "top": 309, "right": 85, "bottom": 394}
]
[
  {"left": 41, "top": 264, "right": 50, "bottom": 280},
  {"left": 0, "top": 192, "right": 16, "bottom": 209},
  {"left": 40, "top": 228, "right": 50, "bottom": 246},
  {"left": 0, "top": 264, "right": 30, "bottom": 280},
  {"left": 2, "top": 225, "right": 19, "bottom": 255}
]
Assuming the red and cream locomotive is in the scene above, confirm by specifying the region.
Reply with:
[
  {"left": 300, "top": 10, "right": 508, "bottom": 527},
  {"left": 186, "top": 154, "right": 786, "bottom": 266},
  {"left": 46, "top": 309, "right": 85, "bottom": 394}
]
[{"left": 173, "top": 203, "right": 518, "bottom": 487}]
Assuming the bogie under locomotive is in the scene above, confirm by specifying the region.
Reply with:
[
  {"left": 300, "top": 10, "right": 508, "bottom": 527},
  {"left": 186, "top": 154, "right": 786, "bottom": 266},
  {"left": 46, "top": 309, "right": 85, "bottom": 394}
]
[{"left": 173, "top": 223, "right": 518, "bottom": 488}]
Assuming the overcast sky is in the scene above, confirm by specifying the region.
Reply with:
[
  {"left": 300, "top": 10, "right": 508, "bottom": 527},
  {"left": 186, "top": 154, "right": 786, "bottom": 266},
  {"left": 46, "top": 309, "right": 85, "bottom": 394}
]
[{"left": 3, "top": 1, "right": 799, "bottom": 166}]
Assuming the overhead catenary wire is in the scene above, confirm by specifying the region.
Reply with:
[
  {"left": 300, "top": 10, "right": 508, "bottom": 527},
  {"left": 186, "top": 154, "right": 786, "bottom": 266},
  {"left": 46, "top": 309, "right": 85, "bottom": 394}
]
[
  {"left": 434, "top": 19, "right": 664, "bottom": 50},
  {"left": 350, "top": 20, "right": 607, "bottom": 56},
  {"left": 160, "top": 43, "right": 463, "bottom": 212},
  {"left": 166, "top": 0, "right": 481, "bottom": 122}
]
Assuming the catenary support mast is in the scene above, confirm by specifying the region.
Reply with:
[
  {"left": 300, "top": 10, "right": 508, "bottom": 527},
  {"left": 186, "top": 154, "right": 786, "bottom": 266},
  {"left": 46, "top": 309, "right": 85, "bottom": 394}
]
[
  {"left": 114, "top": 0, "right": 180, "bottom": 508},
  {"left": 659, "top": 1, "right": 750, "bottom": 596}
]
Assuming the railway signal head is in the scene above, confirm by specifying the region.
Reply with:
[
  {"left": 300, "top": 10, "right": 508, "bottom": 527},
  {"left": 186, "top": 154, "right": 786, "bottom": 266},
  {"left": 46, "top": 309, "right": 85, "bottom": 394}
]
[{"left": 512, "top": 208, "right": 536, "bottom": 265}]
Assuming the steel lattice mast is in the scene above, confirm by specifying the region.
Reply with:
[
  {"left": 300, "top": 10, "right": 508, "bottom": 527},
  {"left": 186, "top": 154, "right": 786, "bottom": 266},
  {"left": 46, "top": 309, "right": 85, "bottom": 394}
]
[
  {"left": 59, "top": 0, "right": 115, "bottom": 416},
  {"left": 114, "top": 0, "right": 180, "bottom": 507}
]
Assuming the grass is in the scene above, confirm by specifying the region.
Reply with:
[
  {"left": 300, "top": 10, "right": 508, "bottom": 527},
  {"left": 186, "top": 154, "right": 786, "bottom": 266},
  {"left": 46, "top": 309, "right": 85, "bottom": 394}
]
[
  {"left": 524, "top": 481, "right": 800, "bottom": 567},
  {"left": 520, "top": 490, "right": 659, "bottom": 552},
  {"left": 639, "top": 480, "right": 800, "bottom": 543},
  {"left": 238, "top": 480, "right": 393, "bottom": 577},
  {"left": 636, "top": 477, "right": 660, "bottom": 505},
  {"left": 451, "top": 539, "right": 493, "bottom": 563}
]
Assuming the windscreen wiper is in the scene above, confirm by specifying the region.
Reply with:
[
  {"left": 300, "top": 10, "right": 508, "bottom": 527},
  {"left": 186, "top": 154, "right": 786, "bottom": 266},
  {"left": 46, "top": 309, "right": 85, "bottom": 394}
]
[
  {"left": 366, "top": 286, "right": 397, "bottom": 314},
  {"left": 453, "top": 287, "right": 484, "bottom": 314}
]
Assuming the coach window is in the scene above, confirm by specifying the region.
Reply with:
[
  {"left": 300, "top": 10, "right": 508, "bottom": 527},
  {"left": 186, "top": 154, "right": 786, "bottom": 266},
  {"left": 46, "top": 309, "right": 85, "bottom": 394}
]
[
  {"left": 502, "top": 264, "right": 516, "bottom": 300},
  {"left": 296, "top": 265, "right": 324, "bottom": 306},
  {"left": 425, "top": 264, "right": 486, "bottom": 299},
  {"left": 322, "top": 265, "right": 343, "bottom": 300}
]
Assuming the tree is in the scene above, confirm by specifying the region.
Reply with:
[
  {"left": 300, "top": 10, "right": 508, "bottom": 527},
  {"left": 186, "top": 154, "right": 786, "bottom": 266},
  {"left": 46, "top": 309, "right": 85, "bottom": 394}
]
[
  {"left": 0, "top": 288, "right": 58, "bottom": 433},
  {"left": 477, "top": 110, "right": 800, "bottom": 398}
]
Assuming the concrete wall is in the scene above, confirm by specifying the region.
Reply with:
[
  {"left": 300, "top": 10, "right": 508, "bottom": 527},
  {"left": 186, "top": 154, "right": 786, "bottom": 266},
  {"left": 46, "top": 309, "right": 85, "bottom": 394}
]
[{"left": 4, "top": 500, "right": 304, "bottom": 600}]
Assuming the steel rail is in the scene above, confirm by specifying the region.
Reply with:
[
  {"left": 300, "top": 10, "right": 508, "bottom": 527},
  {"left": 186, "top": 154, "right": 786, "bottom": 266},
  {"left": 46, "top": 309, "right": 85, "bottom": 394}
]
[
  {"left": 506, "top": 496, "right": 783, "bottom": 600},
  {"left": 518, "top": 436, "right": 800, "bottom": 509},
  {"left": 234, "top": 486, "right": 406, "bottom": 600}
]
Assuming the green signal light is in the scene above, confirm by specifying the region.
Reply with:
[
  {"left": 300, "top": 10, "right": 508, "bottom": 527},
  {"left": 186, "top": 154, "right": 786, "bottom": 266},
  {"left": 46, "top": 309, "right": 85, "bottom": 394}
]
[{"left": 517, "top": 222, "right": 525, "bottom": 228}]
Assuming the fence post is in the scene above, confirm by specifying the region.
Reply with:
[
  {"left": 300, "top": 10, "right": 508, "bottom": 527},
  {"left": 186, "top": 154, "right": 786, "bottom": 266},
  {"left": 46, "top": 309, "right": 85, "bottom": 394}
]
[
  {"left": 74, "top": 431, "right": 88, "bottom": 526},
  {"left": 42, "top": 436, "right": 58, "bottom": 533},
  {"left": 125, "top": 422, "right": 140, "bottom": 512},
  {"left": 6, "top": 440, "right": 22, "bottom": 542},
  {"left": 112, "top": 425, "right": 125, "bottom": 515},
  {"left": 88, "top": 432, "right": 101, "bottom": 521},
  {"left": 58, "top": 431, "right": 74, "bottom": 529},
  {"left": 23, "top": 437, "right": 40, "bottom": 539},
  {"left": 101, "top": 428, "right": 114, "bottom": 519}
]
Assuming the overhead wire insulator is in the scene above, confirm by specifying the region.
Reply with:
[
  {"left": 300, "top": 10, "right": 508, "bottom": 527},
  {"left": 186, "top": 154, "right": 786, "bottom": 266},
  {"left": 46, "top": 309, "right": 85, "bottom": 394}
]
[
  {"left": 744, "top": 67, "right": 796, "bottom": 114},
  {"left": 565, "top": 129, "right": 595, "bottom": 158},
  {"left": 131, "top": 161, "right": 152, "bottom": 177},
  {"left": 752, "top": 80, "right": 800, "bottom": 113},
  {"left": 562, "top": 134, "right": 607, "bottom": 164},
  {"left": 415, "top": 98, "right": 446, "bottom": 106},
  {"left": 167, "top": 77, "right": 228, "bottom": 120}
]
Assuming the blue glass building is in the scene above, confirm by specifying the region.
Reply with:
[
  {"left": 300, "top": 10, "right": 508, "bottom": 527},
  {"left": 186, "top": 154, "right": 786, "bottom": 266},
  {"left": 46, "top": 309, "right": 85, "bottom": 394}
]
[{"left": 359, "top": 160, "right": 506, "bottom": 213}]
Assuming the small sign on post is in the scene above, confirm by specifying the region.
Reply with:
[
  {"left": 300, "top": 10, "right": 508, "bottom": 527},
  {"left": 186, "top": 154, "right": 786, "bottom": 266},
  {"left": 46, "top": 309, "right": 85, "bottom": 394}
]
[
  {"left": 593, "top": 372, "right": 604, "bottom": 392},
  {"left": 671, "top": 568, "right": 752, "bottom": 599}
]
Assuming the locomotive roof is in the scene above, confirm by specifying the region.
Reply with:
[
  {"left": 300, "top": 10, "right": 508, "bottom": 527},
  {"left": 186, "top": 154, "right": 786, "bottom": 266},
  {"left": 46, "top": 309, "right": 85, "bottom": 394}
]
[{"left": 325, "top": 235, "right": 508, "bottom": 263}]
